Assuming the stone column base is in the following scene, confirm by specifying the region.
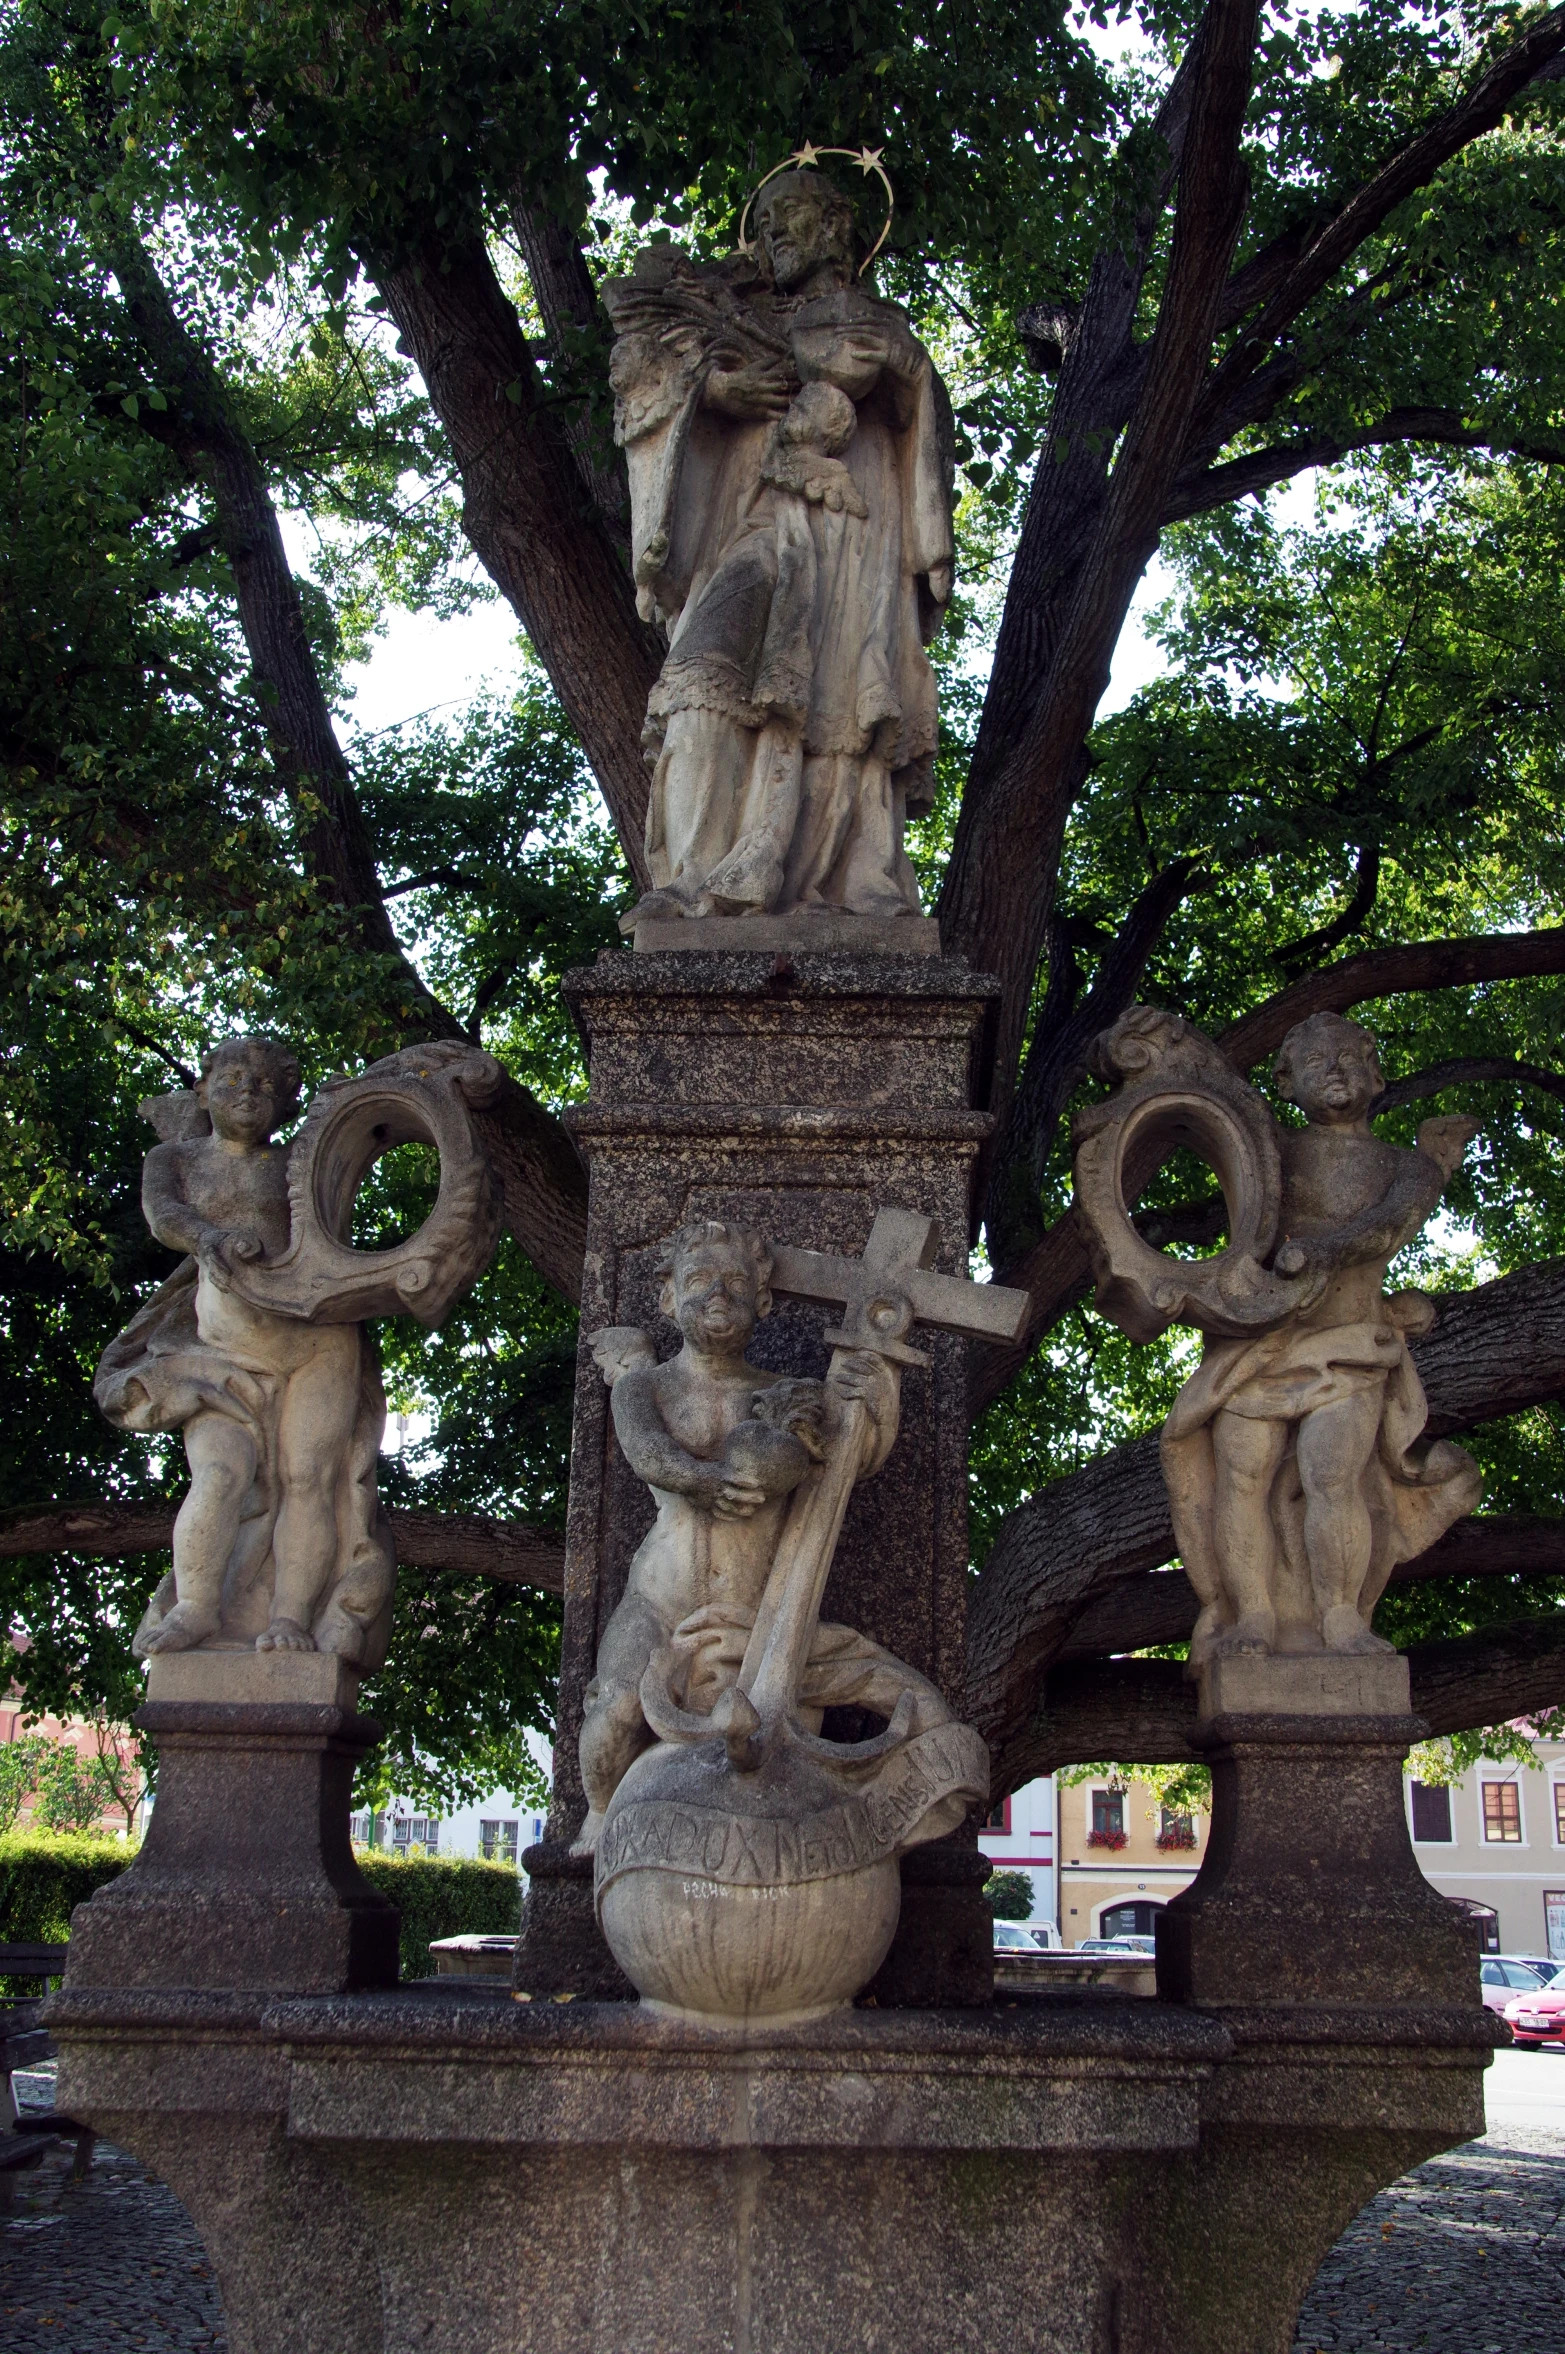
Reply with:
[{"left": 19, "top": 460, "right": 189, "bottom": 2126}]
[
  {"left": 66, "top": 1698, "right": 398, "bottom": 1995},
  {"left": 1157, "top": 1706, "right": 1477, "bottom": 2009}
]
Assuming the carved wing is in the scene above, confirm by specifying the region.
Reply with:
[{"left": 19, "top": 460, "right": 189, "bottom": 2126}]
[{"left": 589, "top": 1326, "right": 658, "bottom": 1388}]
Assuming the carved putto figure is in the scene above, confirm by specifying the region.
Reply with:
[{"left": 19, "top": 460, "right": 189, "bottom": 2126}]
[
  {"left": 577, "top": 1217, "right": 956, "bottom": 1853},
  {"left": 1073, "top": 1008, "right": 1482, "bottom": 1672},
  {"left": 603, "top": 152, "right": 954, "bottom": 930},
  {"left": 580, "top": 1208, "right": 1022, "bottom": 2024},
  {"left": 95, "top": 1036, "right": 501, "bottom": 1670}
]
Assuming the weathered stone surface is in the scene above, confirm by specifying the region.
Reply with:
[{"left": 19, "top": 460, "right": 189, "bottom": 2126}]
[
  {"left": 144, "top": 1650, "right": 363, "bottom": 1708},
  {"left": 607, "top": 168, "right": 953, "bottom": 935},
  {"left": 516, "top": 951, "right": 999, "bottom": 2005},
  {"left": 64, "top": 1702, "right": 398, "bottom": 1996},
  {"left": 47, "top": 1982, "right": 1492, "bottom": 2354},
  {"left": 633, "top": 910, "right": 943, "bottom": 956},
  {"left": 1196, "top": 1650, "right": 1411, "bottom": 1723},
  {"left": 1073, "top": 1005, "right": 1482, "bottom": 1674},
  {"left": 1157, "top": 1713, "right": 1480, "bottom": 2011}
]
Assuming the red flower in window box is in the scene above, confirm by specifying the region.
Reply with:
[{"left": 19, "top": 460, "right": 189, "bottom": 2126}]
[
  {"left": 1086, "top": 1828, "right": 1128, "bottom": 1850},
  {"left": 1156, "top": 1824, "right": 1197, "bottom": 1851}
]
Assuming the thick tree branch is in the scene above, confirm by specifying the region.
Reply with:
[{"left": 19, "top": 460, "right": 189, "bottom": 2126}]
[
  {"left": 968, "top": 1258, "right": 1565, "bottom": 1785},
  {"left": 1165, "top": 410, "right": 1565, "bottom": 524},
  {"left": 509, "top": 194, "right": 630, "bottom": 553},
  {"left": 373, "top": 232, "right": 659, "bottom": 887},
  {"left": 1015, "top": 1616, "right": 1565, "bottom": 1780},
  {"left": 1371, "top": 1058, "right": 1565, "bottom": 1118},
  {"left": 1059, "top": 1514, "right": 1565, "bottom": 1661},
  {"left": 1218, "top": 926, "right": 1565, "bottom": 1073},
  {"left": 941, "top": 0, "right": 1260, "bottom": 1162},
  {"left": 0, "top": 1498, "right": 564, "bottom": 1595},
  {"left": 987, "top": 857, "right": 1207, "bottom": 1266},
  {"left": 1202, "top": 9, "right": 1565, "bottom": 431},
  {"left": 1274, "top": 842, "right": 1380, "bottom": 970},
  {"left": 108, "top": 227, "right": 405, "bottom": 959}
]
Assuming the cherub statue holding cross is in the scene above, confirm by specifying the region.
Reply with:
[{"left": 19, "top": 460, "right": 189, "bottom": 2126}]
[
  {"left": 580, "top": 1205, "right": 1023, "bottom": 2023},
  {"left": 577, "top": 1214, "right": 957, "bottom": 1852}
]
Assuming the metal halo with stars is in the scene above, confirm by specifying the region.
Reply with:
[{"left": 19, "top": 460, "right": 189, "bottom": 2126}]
[{"left": 737, "top": 143, "right": 895, "bottom": 278}]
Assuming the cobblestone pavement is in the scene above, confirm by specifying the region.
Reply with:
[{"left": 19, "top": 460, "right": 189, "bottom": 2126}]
[
  {"left": 1292, "top": 2127, "right": 1565, "bottom": 2351},
  {"left": 3, "top": 2067, "right": 1562, "bottom": 2352},
  {"left": 0, "top": 2067, "right": 226, "bottom": 2354}
]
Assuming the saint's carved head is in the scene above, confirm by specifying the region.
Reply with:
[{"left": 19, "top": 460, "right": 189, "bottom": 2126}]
[{"left": 754, "top": 171, "right": 856, "bottom": 293}]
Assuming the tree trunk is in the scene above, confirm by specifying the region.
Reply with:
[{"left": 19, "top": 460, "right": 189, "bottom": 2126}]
[{"left": 373, "top": 233, "right": 661, "bottom": 888}]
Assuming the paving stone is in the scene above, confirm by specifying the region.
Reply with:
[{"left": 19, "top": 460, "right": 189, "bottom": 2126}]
[
  {"left": 0, "top": 2137, "right": 226, "bottom": 2353},
  {"left": 1293, "top": 2129, "right": 1565, "bottom": 2352}
]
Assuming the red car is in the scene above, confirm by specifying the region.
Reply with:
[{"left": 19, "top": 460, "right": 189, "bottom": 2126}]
[{"left": 1502, "top": 1967, "right": 1565, "bottom": 2048}]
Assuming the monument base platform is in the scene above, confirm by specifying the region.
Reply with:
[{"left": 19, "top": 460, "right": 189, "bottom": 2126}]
[{"left": 49, "top": 1982, "right": 1493, "bottom": 2354}]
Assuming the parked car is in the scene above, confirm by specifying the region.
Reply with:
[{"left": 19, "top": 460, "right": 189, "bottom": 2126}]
[
  {"left": 1480, "top": 1957, "right": 1549, "bottom": 2016},
  {"left": 992, "top": 1922, "right": 1044, "bottom": 1953},
  {"left": 1077, "top": 1936, "right": 1156, "bottom": 1955},
  {"left": 1502, "top": 1975, "right": 1565, "bottom": 2049}
]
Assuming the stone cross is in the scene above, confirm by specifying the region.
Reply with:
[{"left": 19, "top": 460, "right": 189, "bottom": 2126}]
[
  {"left": 738, "top": 1209, "right": 1028, "bottom": 1725},
  {"left": 768, "top": 1206, "right": 1028, "bottom": 1365}
]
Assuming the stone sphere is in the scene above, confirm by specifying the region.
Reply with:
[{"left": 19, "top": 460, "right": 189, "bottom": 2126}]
[{"left": 595, "top": 1731, "right": 902, "bottom": 2027}]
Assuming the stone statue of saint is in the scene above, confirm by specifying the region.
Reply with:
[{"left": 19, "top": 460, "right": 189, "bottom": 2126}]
[
  {"left": 95, "top": 1037, "right": 397, "bottom": 1665},
  {"left": 575, "top": 1217, "right": 963, "bottom": 1852},
  {"left": 603, "top": 161, "right": 954, "bottom": 929},
  {"left": 1074, "top": 1008, "right": 1483, "bottom": 1670}
]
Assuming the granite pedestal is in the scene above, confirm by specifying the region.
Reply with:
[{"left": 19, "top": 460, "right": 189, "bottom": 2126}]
[
  {"left": 48, "top": 1980, "right": 1491, "bottom": 2354},
  {"left": 66, "top": 1653, "right": 398, "bottom": 1997}
]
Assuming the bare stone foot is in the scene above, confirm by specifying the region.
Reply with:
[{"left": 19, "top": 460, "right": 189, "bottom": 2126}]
[
  {"left": 257, "top": 1618, "right": 316, "bottom": 1653},
  {"left": 569, "top": 1810, "right": 604, "bottom": 1858},
  {"left": 1213, "top": 1609, "right": 1275, "bottom": 1658},
  {"left": 1321, "top": 1606, "right": 1394, "bottom": 1656},
  {"left": 138, "top": 1601, "right": 221, "bottom": 1656}
]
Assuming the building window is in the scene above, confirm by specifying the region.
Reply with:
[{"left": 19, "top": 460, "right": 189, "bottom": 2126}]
[
  {"left": 480, "top": 1819, "right": 519, "bottom": 1864},
  {"left": 1449, "top": 1897, "right": 1500, "bottom": 1953},
  {"left": 1156, "top": 1808, "right": 1196, "bottom": 1851},
  {"left": 984, "top": 1797, "right": 1011, "bottom": 1832},
  {"left": 1088, "top": 1789, "right": 1126, "bottom": 1849},
  {"left": 1482, "top": 1783, "right": 1522, "bottom": 1843},
  {"left": 1554, "top": 1786, "right": 1565, "bottom": 1846},
  {"left": 1410, "top": 1783, "right": 1454, "bottom": 1843},
  {"left": 1100, "top": 1901, "right": 1162, "bottom": 1939},
  {"left": 391, "top": 1815, "right": 440, "bottom": 1857}
]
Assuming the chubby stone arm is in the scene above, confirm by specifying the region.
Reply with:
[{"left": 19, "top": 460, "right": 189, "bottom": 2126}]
[
  {"left": 608, "top": 1367, "right": 728, "bottom": 1505},
  {"left": 141, "top": 1143, "right": 226, "bottom": 1261},
  {"left": 1275, "top": 1145, "right": 1452, "bottom": 1285}
]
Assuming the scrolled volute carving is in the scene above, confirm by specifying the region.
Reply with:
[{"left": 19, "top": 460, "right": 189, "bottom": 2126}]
[
  {"left": 223, "top": 1040, "right": 503, "bottom": 1328},
  {"left": 1073, "top": 1005, "right": 1307, "bottom": 1343}
]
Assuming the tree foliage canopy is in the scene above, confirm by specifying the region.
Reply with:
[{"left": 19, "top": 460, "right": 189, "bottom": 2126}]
[{"left": 6, "top": 0, "right": 1565, "bottom": 1803}]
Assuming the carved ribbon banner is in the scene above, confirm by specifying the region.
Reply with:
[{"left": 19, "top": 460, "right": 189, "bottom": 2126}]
[{"left": 594, "top": 1721, "right": 988, "bottom": 1898}]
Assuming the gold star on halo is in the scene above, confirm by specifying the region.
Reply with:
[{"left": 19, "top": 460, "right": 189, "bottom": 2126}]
[
  {"left": 856, "top": 147, "right": 885, "bottom": 174},
  {"left": 793, "top": 142, "right": 822, "bottom": 167}
]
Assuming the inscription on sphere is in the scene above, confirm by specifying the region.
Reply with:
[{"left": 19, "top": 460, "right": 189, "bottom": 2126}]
[{"left": 594, "top": 1723, "right": 986, "bottom": 1898}]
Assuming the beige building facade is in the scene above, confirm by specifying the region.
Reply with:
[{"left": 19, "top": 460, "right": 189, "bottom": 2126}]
[
  {"left": 1404, "top": 1739, "right": 1565, "bottom": 1962},
  {"left": 1057, "top": 1775, "right": 1206, "bottom": 1944},
  {"left": 1049, "top": 1742, "right": 1565, "bottom": 1959}
]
